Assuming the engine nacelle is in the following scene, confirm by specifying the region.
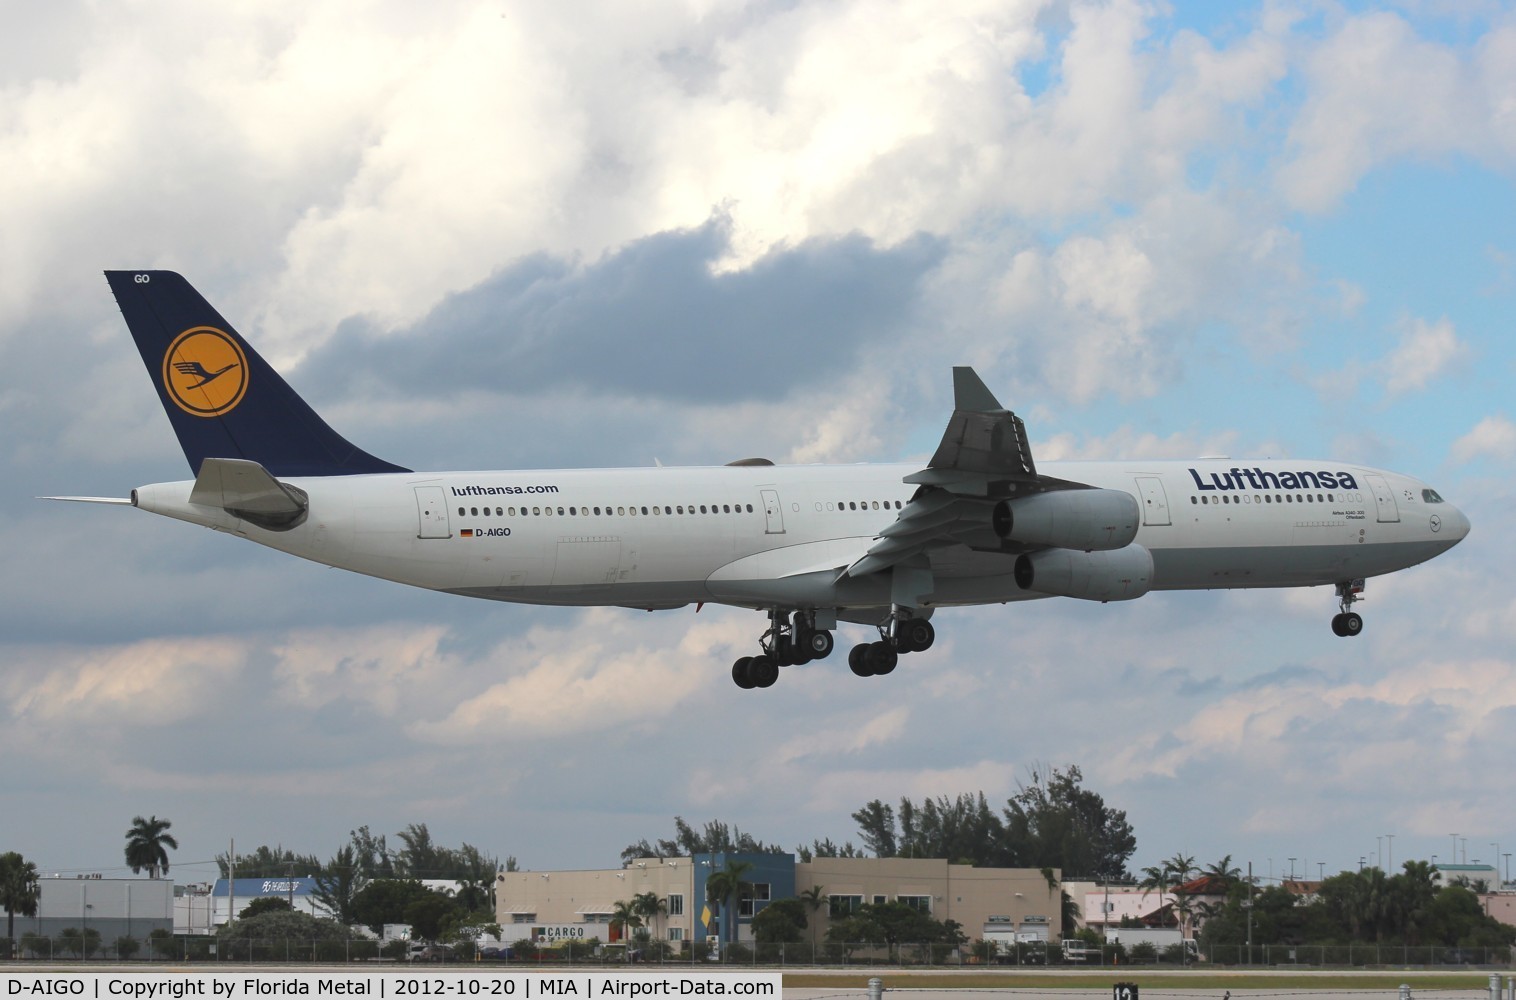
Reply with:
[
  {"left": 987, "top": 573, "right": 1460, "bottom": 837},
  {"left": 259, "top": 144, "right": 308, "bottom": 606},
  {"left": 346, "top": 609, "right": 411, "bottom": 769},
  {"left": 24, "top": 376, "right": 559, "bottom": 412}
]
[
  {"left": 994, "top": 488, "right": 1140, "bottom": 552},
  {"left": 1013, "top": 544, "right": 1153, "bottom": 602}
]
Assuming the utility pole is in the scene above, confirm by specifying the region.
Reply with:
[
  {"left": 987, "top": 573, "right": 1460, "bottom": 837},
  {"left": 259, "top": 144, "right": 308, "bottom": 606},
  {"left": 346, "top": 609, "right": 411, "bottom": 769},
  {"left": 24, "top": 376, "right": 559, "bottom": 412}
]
[
  {"left": 229, "top": 838, "right": 236, "bottom": 928},
  {"left": 1246, "top": 861, "right": 1253, "bottom": 964}
]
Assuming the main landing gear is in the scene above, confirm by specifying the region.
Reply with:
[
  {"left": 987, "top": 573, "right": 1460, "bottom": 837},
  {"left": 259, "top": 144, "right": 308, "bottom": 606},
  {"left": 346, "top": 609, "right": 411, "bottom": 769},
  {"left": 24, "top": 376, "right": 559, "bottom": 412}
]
[
  {"left": 731, "top": 609, "right": 835, "bottom": 689},
  {"left": 1331, "top": 579, "right": 1365, "bottom": 637},
  {"left": 848, "top": 611, "right": 935, "bottom": 678}
]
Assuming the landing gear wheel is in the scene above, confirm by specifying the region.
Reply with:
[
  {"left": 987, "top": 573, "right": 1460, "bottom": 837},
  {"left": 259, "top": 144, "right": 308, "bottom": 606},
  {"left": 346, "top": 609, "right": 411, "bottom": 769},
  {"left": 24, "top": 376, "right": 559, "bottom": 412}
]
[
  {"left": 1331, "top": 611, "right": 1364, "bottom": 637},
  {"left": 748, "top": 654, "right": 779, "bottom": 688},
  {"left": 898, "top": 619, "right": 934, "bottom": 653},
  {"left": 868, "top": 640, "right": 898, "bottom": 675},
  {"left": 732, "top": 657, "right": 756, "bottom": 689},
  {"left": 806, "top": 630, "right": 834, "bottom": 659},
  {"left": 848, "top": 643, "right": 874, "bottom": 677}
]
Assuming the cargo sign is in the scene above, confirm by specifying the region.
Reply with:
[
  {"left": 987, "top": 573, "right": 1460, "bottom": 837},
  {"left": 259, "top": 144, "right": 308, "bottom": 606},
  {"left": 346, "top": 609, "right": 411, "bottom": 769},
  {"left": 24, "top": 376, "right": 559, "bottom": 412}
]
[{"left": 521, "top": 924, "right": 593, "bottom": 943}]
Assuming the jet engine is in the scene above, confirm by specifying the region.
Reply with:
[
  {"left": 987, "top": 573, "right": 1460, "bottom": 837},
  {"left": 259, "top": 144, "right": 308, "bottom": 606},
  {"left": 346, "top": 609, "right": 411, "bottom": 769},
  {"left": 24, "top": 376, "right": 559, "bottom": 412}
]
[
  {"left": 1013, "top": 543, "right": 1153, "bottom": 602},
  {"left": 993, "top": 488, "right": 1140, "bottom": 552}
]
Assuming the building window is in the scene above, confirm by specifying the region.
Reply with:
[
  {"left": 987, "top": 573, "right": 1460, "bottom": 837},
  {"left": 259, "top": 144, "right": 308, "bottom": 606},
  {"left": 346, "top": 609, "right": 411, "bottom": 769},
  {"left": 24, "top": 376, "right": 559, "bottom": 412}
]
[
  {"left": 898, "top": 895, "right": 932, "bottom": 914},
  {"left": 668, "top": 893, "right": 684, "bottom": 917},
  {"left": 511, "top": 914, "right": 536, "bottom": 923},
  {"left": 872, "top": 895, "right": 887, "bottom": 906},
  {"left": 829, "top": 895, "right": 863, "bottom": 919},
  {"left": 740, "top": 882, "right": 771, "bottom": 917},
  {"left": 668, "top": 927, "right": 684, "bottom": 941}
]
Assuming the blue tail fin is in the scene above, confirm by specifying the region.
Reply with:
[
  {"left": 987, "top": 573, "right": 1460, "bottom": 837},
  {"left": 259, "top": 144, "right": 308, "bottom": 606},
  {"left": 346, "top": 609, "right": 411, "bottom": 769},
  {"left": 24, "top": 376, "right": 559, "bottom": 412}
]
[{"left": 106, "top": 270, "right": 410, "bottom": 477}]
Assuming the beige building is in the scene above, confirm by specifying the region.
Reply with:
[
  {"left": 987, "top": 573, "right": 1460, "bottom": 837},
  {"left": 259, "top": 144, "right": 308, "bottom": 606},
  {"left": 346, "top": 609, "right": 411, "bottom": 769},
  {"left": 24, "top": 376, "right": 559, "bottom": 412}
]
[
  {"left": 494, "top": 855, "right": 1064, "bottom": 952},
  {"left": 797, "top": 857, "right": 1062, "bottom": 944},
  {"left": 495, "top": 860, "right": 697, "bottom": 947}
]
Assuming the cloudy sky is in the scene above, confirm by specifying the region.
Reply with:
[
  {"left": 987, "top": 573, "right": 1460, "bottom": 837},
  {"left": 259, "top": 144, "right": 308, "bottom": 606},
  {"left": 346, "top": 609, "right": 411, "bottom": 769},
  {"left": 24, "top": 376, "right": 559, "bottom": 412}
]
[{"left": 4, "top": 0, "right": 1514, "bottom": 890}]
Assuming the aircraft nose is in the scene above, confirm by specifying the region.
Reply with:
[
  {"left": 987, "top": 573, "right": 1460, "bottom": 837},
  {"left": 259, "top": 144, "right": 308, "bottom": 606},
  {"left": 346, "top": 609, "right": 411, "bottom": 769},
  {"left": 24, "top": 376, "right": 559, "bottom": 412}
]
[{"left": 1441, "top": 504, "right": 1471, "bottom": 544}]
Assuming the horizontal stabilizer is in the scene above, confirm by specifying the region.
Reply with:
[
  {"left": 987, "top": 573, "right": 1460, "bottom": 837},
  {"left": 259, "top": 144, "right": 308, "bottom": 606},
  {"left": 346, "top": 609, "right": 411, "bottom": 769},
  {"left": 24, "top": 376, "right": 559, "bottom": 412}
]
[
  {"left": 38, "top": 495, "right": 134, "bottom": 505},
  {"left": 190, "top": 457, "right": 308, "bottom": 530}
]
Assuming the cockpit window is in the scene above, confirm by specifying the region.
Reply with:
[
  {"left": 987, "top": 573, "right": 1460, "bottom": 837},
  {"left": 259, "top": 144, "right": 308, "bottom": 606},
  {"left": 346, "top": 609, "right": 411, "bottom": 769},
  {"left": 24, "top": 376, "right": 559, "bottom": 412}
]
[{"left": 1422, "top": 488, "right": 1445, "bottom": 503}]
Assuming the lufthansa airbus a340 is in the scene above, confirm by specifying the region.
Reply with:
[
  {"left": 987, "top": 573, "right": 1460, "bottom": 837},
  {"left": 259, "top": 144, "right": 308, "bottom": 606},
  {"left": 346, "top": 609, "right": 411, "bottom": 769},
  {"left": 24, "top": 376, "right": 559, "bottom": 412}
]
[{"left": 49, "top": 271, "right": 1471, "bottom": 689}]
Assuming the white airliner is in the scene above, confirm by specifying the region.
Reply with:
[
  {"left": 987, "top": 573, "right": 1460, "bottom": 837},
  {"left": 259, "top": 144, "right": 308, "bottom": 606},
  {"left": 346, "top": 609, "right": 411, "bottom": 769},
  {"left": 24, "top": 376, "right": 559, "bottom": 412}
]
[{"left": 50, "top": 271, "right": 1471, "bottom": 689}]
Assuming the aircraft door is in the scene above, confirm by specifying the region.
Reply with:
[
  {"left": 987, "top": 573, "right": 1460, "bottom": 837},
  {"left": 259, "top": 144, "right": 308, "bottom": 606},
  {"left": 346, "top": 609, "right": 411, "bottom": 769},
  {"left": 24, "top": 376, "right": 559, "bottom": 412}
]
[
  {"left": 1365, "top": 474, "right": 1400, "bottom": 523},
  {"left": 760, "top": 488, "right": 785, "bottom": 534},
  {"left": 1135, "top": 476, "right": 1171, "bottom": 526},
  {"left": 414, "top": 486, "right": 451, "bottom": 539}
]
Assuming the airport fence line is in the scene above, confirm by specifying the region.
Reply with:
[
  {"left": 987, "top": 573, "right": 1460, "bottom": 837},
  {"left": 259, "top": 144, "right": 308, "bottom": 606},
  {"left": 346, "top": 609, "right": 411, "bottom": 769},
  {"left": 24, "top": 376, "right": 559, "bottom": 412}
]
[{"left": 5, "top": 938, "right": 1515, "bottom": 967}]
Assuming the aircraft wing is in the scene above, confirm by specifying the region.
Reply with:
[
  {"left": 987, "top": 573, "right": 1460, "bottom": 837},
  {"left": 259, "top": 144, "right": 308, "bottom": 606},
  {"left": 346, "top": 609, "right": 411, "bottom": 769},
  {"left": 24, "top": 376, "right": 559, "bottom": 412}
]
[{"left": 845, "top": 367, "right": 1084, "bottom": 579}]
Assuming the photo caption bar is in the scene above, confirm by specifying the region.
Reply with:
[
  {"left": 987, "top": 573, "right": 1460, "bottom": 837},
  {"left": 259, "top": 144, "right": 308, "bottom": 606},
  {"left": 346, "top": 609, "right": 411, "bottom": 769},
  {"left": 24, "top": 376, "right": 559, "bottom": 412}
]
[{"left": 1, "top": 973, "right": 781, "bottom": 1000}]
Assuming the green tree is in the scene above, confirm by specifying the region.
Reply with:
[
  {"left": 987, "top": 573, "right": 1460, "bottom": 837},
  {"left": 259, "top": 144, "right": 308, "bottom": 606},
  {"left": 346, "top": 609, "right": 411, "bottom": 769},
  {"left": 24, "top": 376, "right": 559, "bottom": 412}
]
[
  {"left": 620, "top": 818, "right": 784, "bottom": 865},
  {"left": 217, "top": 910, "right": 347, "bottom": 960},
  {"left": 217, "top": 844, "right": 321, "bottom": 879},
  {"left": 632, "top": 891, "right": 667, "bottom": 943},
  {"left": 750, "top": 897, "right": 806, "bottom": 943},
  {"left": 0, "top": 852, "right": 42, "bottom": 948},
  {"left": 124, "top": 816, "right": 178, "bottom": 879},
  {"left": 798, "top": 885, "right": 827, "bottom": 956},
  {"left": 58, "top": 927, "right": 101, "bottom": 959},
  {"left": 350, "top": 826, "right": 395, "bottom": 879},
  {"left": 351, "top": 879, "right": 444, "bottom": 936},
  {"left": 704, "top": 859, "right": 754, "bottom": 953},
  {"left": 1137, "top": 864, "right": 1174, "bottom": 924},
  {"left": 403, "top": 892, "right": 457, "bottom": 943},
  {"left": 241, "top": 897, "right": 294, "bottom": 919},
  {"left": 1002, "top": 765, "right": 1136, "bottom": 878},
  {"left": 609, "top": 900, "right": 642, "bottom": 953},
  {"left": 312, "top": 844, "right": 369, "bottom": 925}
]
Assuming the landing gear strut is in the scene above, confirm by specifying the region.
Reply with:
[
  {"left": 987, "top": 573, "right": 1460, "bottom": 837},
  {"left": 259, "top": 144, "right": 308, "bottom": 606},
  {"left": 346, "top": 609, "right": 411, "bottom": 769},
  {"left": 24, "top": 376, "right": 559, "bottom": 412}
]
[
  {"left": 1331, "top": 579, "right": 1365, "bottom": 637},
  {"left": 731, "top": 609, "right": 834, "bottom": 689},
  {"left": 847, "top": 607, "right": 935, "bottom": 678}
]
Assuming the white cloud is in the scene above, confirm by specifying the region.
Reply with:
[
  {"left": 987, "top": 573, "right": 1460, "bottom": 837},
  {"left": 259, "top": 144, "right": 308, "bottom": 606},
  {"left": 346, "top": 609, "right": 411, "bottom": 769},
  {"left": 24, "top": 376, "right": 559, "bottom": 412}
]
[
  {"left": 1278, "top": 11, "right": 1481, "bottom": 212},
  {"left": 1381, "top": 317, "right": 1469, "bottom": 396},
  {"left": 1451, "top": 414, "right": 1516, "bottom": 465}
]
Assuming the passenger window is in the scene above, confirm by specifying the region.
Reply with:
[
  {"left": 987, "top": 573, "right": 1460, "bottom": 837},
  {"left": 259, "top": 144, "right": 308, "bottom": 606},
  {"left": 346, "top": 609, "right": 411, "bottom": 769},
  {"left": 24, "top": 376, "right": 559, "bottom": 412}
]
[
  {"left": 723, "top": 504, "right": 731, "bottom": 513},
  {"left": 746, "top": 504, "right": 753, "bottom": 513},
  {"left": 617, "top": 506, "right": 625, "bottom": 516},
  {"left": 457, "top": 507, "right": 466, "bottom": 516}
]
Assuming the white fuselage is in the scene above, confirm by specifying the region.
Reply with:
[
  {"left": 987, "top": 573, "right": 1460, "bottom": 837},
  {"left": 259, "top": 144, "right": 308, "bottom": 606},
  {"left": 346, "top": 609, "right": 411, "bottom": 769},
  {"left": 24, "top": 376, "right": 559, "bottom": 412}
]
[{"left": 129, "top": 458, "right": 1470, "bottom": 622}]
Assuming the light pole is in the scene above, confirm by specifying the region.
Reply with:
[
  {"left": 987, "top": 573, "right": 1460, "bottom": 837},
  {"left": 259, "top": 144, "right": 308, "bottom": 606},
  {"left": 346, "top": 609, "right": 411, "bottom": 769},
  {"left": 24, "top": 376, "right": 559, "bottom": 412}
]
[
  {"left": 1245, "top": 861, "right": 1253, "bottom": 965},
  {"left": 1386, "top": 835, "right": 1394, "bottom": 872}
]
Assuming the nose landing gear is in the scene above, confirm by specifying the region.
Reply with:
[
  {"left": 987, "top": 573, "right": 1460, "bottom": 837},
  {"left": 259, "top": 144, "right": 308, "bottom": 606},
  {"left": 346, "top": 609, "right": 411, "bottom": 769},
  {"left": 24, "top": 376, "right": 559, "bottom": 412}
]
[{"left": 1331, "top": 579, "right": 1365, "bottom": 637}]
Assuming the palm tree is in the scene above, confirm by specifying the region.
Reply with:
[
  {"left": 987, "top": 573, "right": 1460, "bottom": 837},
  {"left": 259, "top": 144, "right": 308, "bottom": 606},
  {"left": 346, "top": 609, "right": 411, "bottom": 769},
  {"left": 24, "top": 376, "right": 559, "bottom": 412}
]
[
  {"left": 798, "top": 885, "right": 826, "bottom": 960},
  {"left": 1, "top": 852, "right": 42, "bottom": 951},
  {"left": 124, "top": 816, "right": 179, "bottom": 879},
  {"left": 631, "top": 890, "right": 667, "bottom": 951},
  {"left": 1204, "top": 855, "right": 1242, "bottom": 887},
  {"left": 609, "top": 899, "right": 642, "bottom": 951},
  {"left": 1137, "top": 863, "right": 1172, "bottom": 922},
  {"left": 704, "top": 859, "right": 754, "bottom": 955}
]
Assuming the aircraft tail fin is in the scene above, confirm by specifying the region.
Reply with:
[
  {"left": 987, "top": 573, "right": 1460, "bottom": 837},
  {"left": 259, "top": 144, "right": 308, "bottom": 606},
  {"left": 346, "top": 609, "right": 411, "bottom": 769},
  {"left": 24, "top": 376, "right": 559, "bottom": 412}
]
[{"left": 105, "top": 270, "right": 410, "bottom": 477}]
